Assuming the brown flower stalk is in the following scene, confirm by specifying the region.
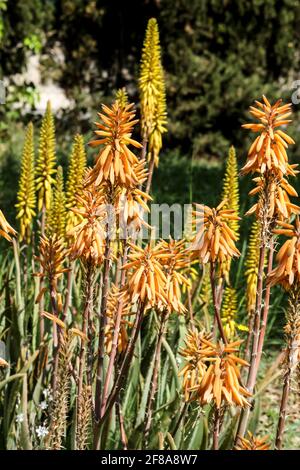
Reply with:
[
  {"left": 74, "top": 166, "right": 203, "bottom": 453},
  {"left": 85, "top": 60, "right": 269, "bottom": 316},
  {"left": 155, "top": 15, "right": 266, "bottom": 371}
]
[
  {"left": 237, "top": 96, "right": 297, "bottom": 441},
  {"left": 265, "top": 218, "right": 300, "bottom": 449}
]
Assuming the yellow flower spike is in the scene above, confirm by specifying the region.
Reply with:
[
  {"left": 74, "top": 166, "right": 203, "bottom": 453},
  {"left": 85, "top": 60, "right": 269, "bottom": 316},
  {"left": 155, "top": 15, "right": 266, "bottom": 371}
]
[
  {"left": 48, "top": 166, "right": 67, "bottom": 240},
  {"left": 221, "top": 146, "right": 240, "bottom": 281},
  {"left": 221, "top": 286, "right": 241, "bottom": 340},
  {"left": 15, "top": 122, "right": 36, "bottom": 243},
  {"left": 222, "top": 146, "right": 240, "bottom": 238},
  {"left": 66, "top": 134, "right": 87, "bottom": 231},
  {"left": 36, "top": 101, "right": 57, "bottom": 212},
  {"left": 139, "top": 18, "right": 167, "bottom": 166},
  {"left": 245, "top": 221, "right": 260, "bottom": 313},
  {"left": 0, "top": 209, "right": 16, "bottom": 242},
  {"left": 115, "top": 87, "right": 129, "bottom": 109}
]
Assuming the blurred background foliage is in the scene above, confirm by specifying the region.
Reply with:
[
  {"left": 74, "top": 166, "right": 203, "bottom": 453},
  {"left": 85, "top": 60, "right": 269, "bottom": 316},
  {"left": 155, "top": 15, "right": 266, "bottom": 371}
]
[{"left": 1, "top": 0, "right": 300, "bottom": 220}]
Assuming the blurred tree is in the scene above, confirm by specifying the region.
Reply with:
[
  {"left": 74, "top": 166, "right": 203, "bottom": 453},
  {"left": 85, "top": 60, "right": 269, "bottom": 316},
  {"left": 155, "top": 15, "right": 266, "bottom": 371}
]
[{"left": 1, "top": 0, "right": 300, "bottom": 162}]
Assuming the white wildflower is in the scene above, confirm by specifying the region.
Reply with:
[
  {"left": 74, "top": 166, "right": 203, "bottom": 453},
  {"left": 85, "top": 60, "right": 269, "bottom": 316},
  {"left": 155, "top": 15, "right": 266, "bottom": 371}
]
[
  {"left": 36, "top": 425, "right": 49, "bottom": 439},
  {"left": 16, "top": 413, "right": 24, "bottom": 424}
]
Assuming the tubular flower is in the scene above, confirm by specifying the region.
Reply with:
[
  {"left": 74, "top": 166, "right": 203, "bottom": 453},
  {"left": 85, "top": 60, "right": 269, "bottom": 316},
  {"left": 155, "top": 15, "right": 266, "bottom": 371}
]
[
  {"left": 48, "top": 166, "right": 67, "bottom": 240},
  {"left": 246, "top": 173, "right": 300, "bottom": 221},
  {"left": 241, "top": 96, "right": 294, "bottom": 176},
  {"left": 179, "top": 329, "right": 213, "bottom": 401},
  {"left": 15, "top": 122, "right": 36, "bottom": 242},
  {"left": 158, "top": 238, "right": 191, "bottom": 314},
  {"left": 36, "top": 101, "right": 57, "bottom": 211},
  {"left": 190, "top": 200, "right": 241, "bottom": 263},
  {"left": 139, "top": 18, "right": 167, "bottom": 165},
  {"left": 86, "top": 102, "right": 142, "bottom": 188},
  {"left": 222, "top": 146, "right": 240, "bottom": 238},
  {"left": 122, "top": 242, "right": 169, "bottom": 309},
  {"left": 0, "top": 209, "right": 16, "bottom": 241},
  {"left": 117, "top": 160, "right": 152, "bottom": 234},
  {"left": 68, "top": 187, "right": 107, "bottom": 265},
  {"left": 235, "top": 432, "right": 270, "bottom": 450},
  {"left": 221, "top": 287, "right": 247, "bottom": 340},
  {"left": 115, "top": 87, "right": 128, "bottom": 109},
  {"left": 188, "top": 338, "right": 251, "bottom": 408},
  {"left": 268, "top": 217, "right": 300, "bottom": 288},
  {"left": 105, "top": 285, "right": 133, "bottom": 354},
  {"left": 245, "top": 221, "right": 260, "bottom": 313},
  {"left": 35, "top": 234, "right": 69, "bottom": 291},
  {"left": 66, "top": 134, "right": 87, "bottom": 231}
]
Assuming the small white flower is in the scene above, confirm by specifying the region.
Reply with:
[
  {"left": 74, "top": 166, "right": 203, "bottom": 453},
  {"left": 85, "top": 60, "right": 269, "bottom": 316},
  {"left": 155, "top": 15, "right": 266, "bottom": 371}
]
[
  {"left": 39, "top": 401, "right": 48, "bottom": 410},
  {"left": 16, "top": 413, "right": 24, "bottom": 424},
  {"left": 36, "top": 425, "right": 49, "bottom": 439}
]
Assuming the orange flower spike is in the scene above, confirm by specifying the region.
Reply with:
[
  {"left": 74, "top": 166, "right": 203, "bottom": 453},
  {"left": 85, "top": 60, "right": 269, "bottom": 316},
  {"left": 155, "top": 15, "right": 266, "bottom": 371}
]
[
  {"left": 68, "top": 186, "right": 107, "bottom": 265},
  {"left": 241, "top": 96, "right": 294, "bottom": 176},
  {"left": 187, "top": 338, "right": 251, "bottom": 408},
  {"left": 268, "top": 217, "right": 300, "bottom": 288},
  {"left": 158, "top": 238, "right": 191, "bottom": 313},
  {"left": 87, "top": 102, "right": 142, "bottom": 188},
  {"left": 191, "top": 201, "right": 241, "bottom": 263},
  {"left": 123, "top": 242, "right": 169, "bottom": 309}
]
